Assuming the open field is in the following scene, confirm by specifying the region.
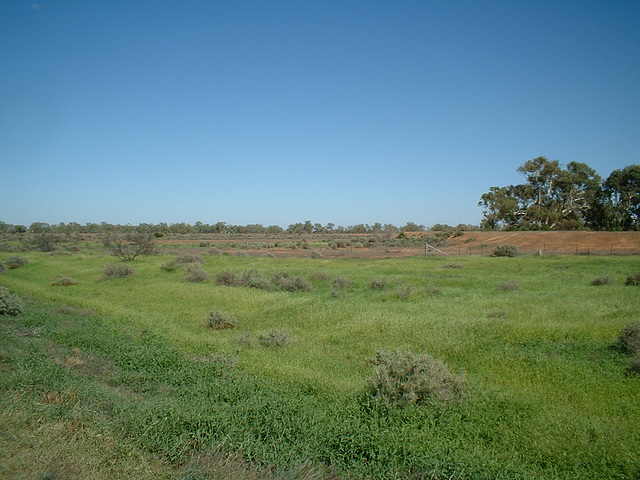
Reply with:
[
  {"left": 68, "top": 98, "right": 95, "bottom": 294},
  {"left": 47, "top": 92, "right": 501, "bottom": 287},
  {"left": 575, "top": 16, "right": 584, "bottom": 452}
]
[
  {"left": 1, "top": 249, "right": 640, "bottom": 479},
  {"left": 152, "top": 231, "right": 640, "bottom": 258}
]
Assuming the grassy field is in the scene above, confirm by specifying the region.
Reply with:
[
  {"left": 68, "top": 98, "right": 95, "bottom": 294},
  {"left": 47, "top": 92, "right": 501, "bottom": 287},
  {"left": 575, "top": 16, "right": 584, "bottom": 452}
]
[{"left": 1, "top": 250, "right": 639, "bottom": 479}]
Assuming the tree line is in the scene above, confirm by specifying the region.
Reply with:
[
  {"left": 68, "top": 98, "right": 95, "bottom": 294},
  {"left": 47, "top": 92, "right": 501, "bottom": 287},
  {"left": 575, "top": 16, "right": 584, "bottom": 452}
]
[
  {"left": 479, "top": 157, "right": 640, "bottom": 231},
  {"left": 1, "top": 220, "right": 473, "bottom": 236}
]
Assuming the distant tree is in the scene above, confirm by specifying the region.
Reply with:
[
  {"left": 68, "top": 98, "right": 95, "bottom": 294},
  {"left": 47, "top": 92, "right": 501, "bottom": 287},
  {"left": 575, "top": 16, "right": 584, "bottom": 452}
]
[
  {"left": 267, "top": 225, "right": 284, "bottom": 235},
  {"left": 104, "top": 232, "right": 157, "bottom": 261},
  {"left": 400, "top": 222, "right": 425, "bottom": 232}
]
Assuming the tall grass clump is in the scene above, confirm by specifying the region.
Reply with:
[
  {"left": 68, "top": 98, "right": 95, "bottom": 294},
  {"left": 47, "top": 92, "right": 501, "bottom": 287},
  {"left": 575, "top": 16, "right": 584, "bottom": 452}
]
[
  {"left": 0, "top": 287, "right": 22, "bottom": 316},
  {"left": 206, "top": 310, "right": 239, "bottom": 330},
  {"left": 258, "top": 329, "right": 291, "bottom": 348},
  {"left": 101, "top": 263, "right": 137, "bottom": 280},
  {"left": 367, "top": 350, "right": 465, "bottom": 407}
]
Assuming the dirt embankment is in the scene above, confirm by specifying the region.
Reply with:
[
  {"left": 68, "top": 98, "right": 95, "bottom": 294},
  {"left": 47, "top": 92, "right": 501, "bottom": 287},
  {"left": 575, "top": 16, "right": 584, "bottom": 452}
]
[{"left": 439, "top": 231, "right": 640, "bottom": 255}]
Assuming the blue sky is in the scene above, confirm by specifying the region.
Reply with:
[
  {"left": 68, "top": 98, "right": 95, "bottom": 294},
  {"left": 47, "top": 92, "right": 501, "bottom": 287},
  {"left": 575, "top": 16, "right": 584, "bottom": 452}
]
[{"left": 1, "top": 1, "right": 639, "bottom": 228}]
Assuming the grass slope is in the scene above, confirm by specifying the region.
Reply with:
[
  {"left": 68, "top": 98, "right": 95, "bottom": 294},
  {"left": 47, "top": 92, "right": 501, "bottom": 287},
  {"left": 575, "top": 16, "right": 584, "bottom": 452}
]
[{"left": 1, "top": 251, "right": 639, "bottom": 479}]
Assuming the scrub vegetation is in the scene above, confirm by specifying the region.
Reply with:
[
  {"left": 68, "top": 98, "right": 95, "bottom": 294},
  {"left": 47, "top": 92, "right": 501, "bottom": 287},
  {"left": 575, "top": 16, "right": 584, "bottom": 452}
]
[{"left": 1, "top": 248, "right": 639, "bottom": 479}]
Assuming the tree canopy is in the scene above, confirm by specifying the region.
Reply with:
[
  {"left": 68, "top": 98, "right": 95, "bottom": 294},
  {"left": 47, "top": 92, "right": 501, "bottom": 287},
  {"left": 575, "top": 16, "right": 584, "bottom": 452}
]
[{"left": 479, "top": 157, "right": 640, "bottom": 231}]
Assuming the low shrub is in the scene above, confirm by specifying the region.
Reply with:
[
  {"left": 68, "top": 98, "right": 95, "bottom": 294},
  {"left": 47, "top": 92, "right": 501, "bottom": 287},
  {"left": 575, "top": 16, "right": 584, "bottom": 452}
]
[
  {"left": 160, "top": 260, "right": 178, "bottom": 271},
  {"left": 0, "top": 287, "right": 22, "bottom": 316},
  {"left": 616, "top": 322, "right": 640, "bottom": 356},
  {"left": 395, "top": 285, "right": 414, "bottom": 299},
  {"left": 101, "top": 263, "right": 137, "bottom": 280},
  {"left": 7, "top": 255, "right": 28, "bottom": 269},
  {"left": 258, "top": 329, "right": 291, "bottom": 347},
  {"left": 500, "top": 281, "right": 519, "bottom": 291},
  {"left": 199, "top": 241, "right": 211, "bottom": 248},
  {"left": 0, "top": 262, "right": 6, "bottom": 274},
  {"left": 331, "top": 276, "right": 352, "bottom": 289},
  {"left": 591, "top": 275, "right": 612, "bottom": 286},
  {"left": 262, "top": 252, "right": 276, "bottom": 258},
  {"left": 206, "top": 310, "right": 238, "bottom": 330},
  {"left": 206, "top": 247, "right": 223, "bottom": 256},
  {"left": 50, "top": 274, "right": 78, "bottom": 286},
  {"left": 625, "top": 272, "right": 640, "bottom": 286},
  {"left": 629, "top": 355, "right": 640, "bottom": 375},
  {"left": 311, "top": 250, "right": 324, "bottom": 259},
  {"left": 175, "top": 253, "right": 203, "bottom": 264},
  {"left": 367, "top": 350, "right": 465, "bottom": 407},
  {"left": 425, "top": 284, "right": 442, "bottom": 296},
  {"left": 234, "top": 331, "right": 257, "bottom": 347},
  {"left": 310, "top": 271, "right": 329, "bottom": 282},
  {"left": 493, "top": 244, "right": 521, "bottom": 257},
  {"left": 370, "top": 277, "right": 390, "bottom": 290},
  {"left": 242, "top": 269, "right": 274, "bottom": 290},
  {"left": 186, "top": 264, "right": 210, "bottom": 282},
  {"left": 272, "top": 270, "right": 312, "bottom": 292},
  {"left": 216, "top": 269, "right": 242, "bottom": 287}
]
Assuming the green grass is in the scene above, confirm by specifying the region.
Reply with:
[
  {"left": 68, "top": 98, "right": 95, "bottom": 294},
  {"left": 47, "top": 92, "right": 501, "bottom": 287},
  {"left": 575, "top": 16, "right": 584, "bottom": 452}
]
[{"left": 1, "top": 251, "right": 639, "bottom": 479}]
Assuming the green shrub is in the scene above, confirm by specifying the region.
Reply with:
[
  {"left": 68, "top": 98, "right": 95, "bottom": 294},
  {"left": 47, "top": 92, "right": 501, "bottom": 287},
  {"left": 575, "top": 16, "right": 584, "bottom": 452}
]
[
  {"left": 369, "top": 277, "right": 390, "bottom": 290},
  {"left": 425, "top": 284, "right": 442, "bottom": 296},
  {"left": 493, "top": 244, "right": 521, "bottom": 257},
  {"left": 199, "top": 241, "right": 211, "bottom": 248},
  {"left": 367, "top": 350, "right": 465, "bottom": 407},
  {"left": 186, "top": 264, "right": 210, "bottom": 282},
  {"left": 50, "top": 274, "right": 78, "bottom": 286},
  {"left": 331, "top": 276, "right": 352, "bottom": 289},
  {"left": 272, "top": 270, "right": 312, "bottom": 292},
  {"left": 206, "top": 310, "right": 238, "bottom": 330},
  {"left": 311, "top": 250, "right": 324, "bottom": 259},
  {"left": 616, "top": 322, "right": 640, "bottom": 356},
  {"left": 310, "top": 271, "right": 329, "bottom": 282},
  {"left": 395, "top": 285, "right": 415, "bottom": 299},
  {"left": 625, "top": 272, "right": 640, "bottom": 286},
  {"left": 7, "top": 255, "right": 28, "bottom": 269},
  {"left": 591, "top": 275, "right": 612, "bottom": 286},
  {"left": 0, "top": 287, "right": 22, "bottom": 316},
  {"left": 206, "top": 247, "right": 223, "bottom": 256},
  {"left": 242, "top": 269, "right": 274, "bottom": 290},
  {"left": 101, "top": 263, "right": 137, "bottom": 280},
  {"left": 258, "top": 329, "right": 291, "bottom": 348},
  {"left": 175, "top": 253, "right": 203, "bottom": 264},
  {"left": 160, "top": 260, "right": 178, "bottom": 271},
  {"left": 629, "top": 355, "right": 640, "bottom": 375},
  {"left": 216, "top": 269, "right": 242, "bottom": 287},
  {"left": 0, "top": 262, "right": 6, "bottom": 274},
  {"left": 500, "top": 280, "right": 519, "bottom": 291}
]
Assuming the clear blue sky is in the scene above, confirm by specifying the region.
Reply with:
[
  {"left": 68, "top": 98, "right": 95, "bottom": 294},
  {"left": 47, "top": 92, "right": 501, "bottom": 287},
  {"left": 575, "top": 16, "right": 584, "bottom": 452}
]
[{"left": 1, "top": 1, "right": 639, "bottom": 228}]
